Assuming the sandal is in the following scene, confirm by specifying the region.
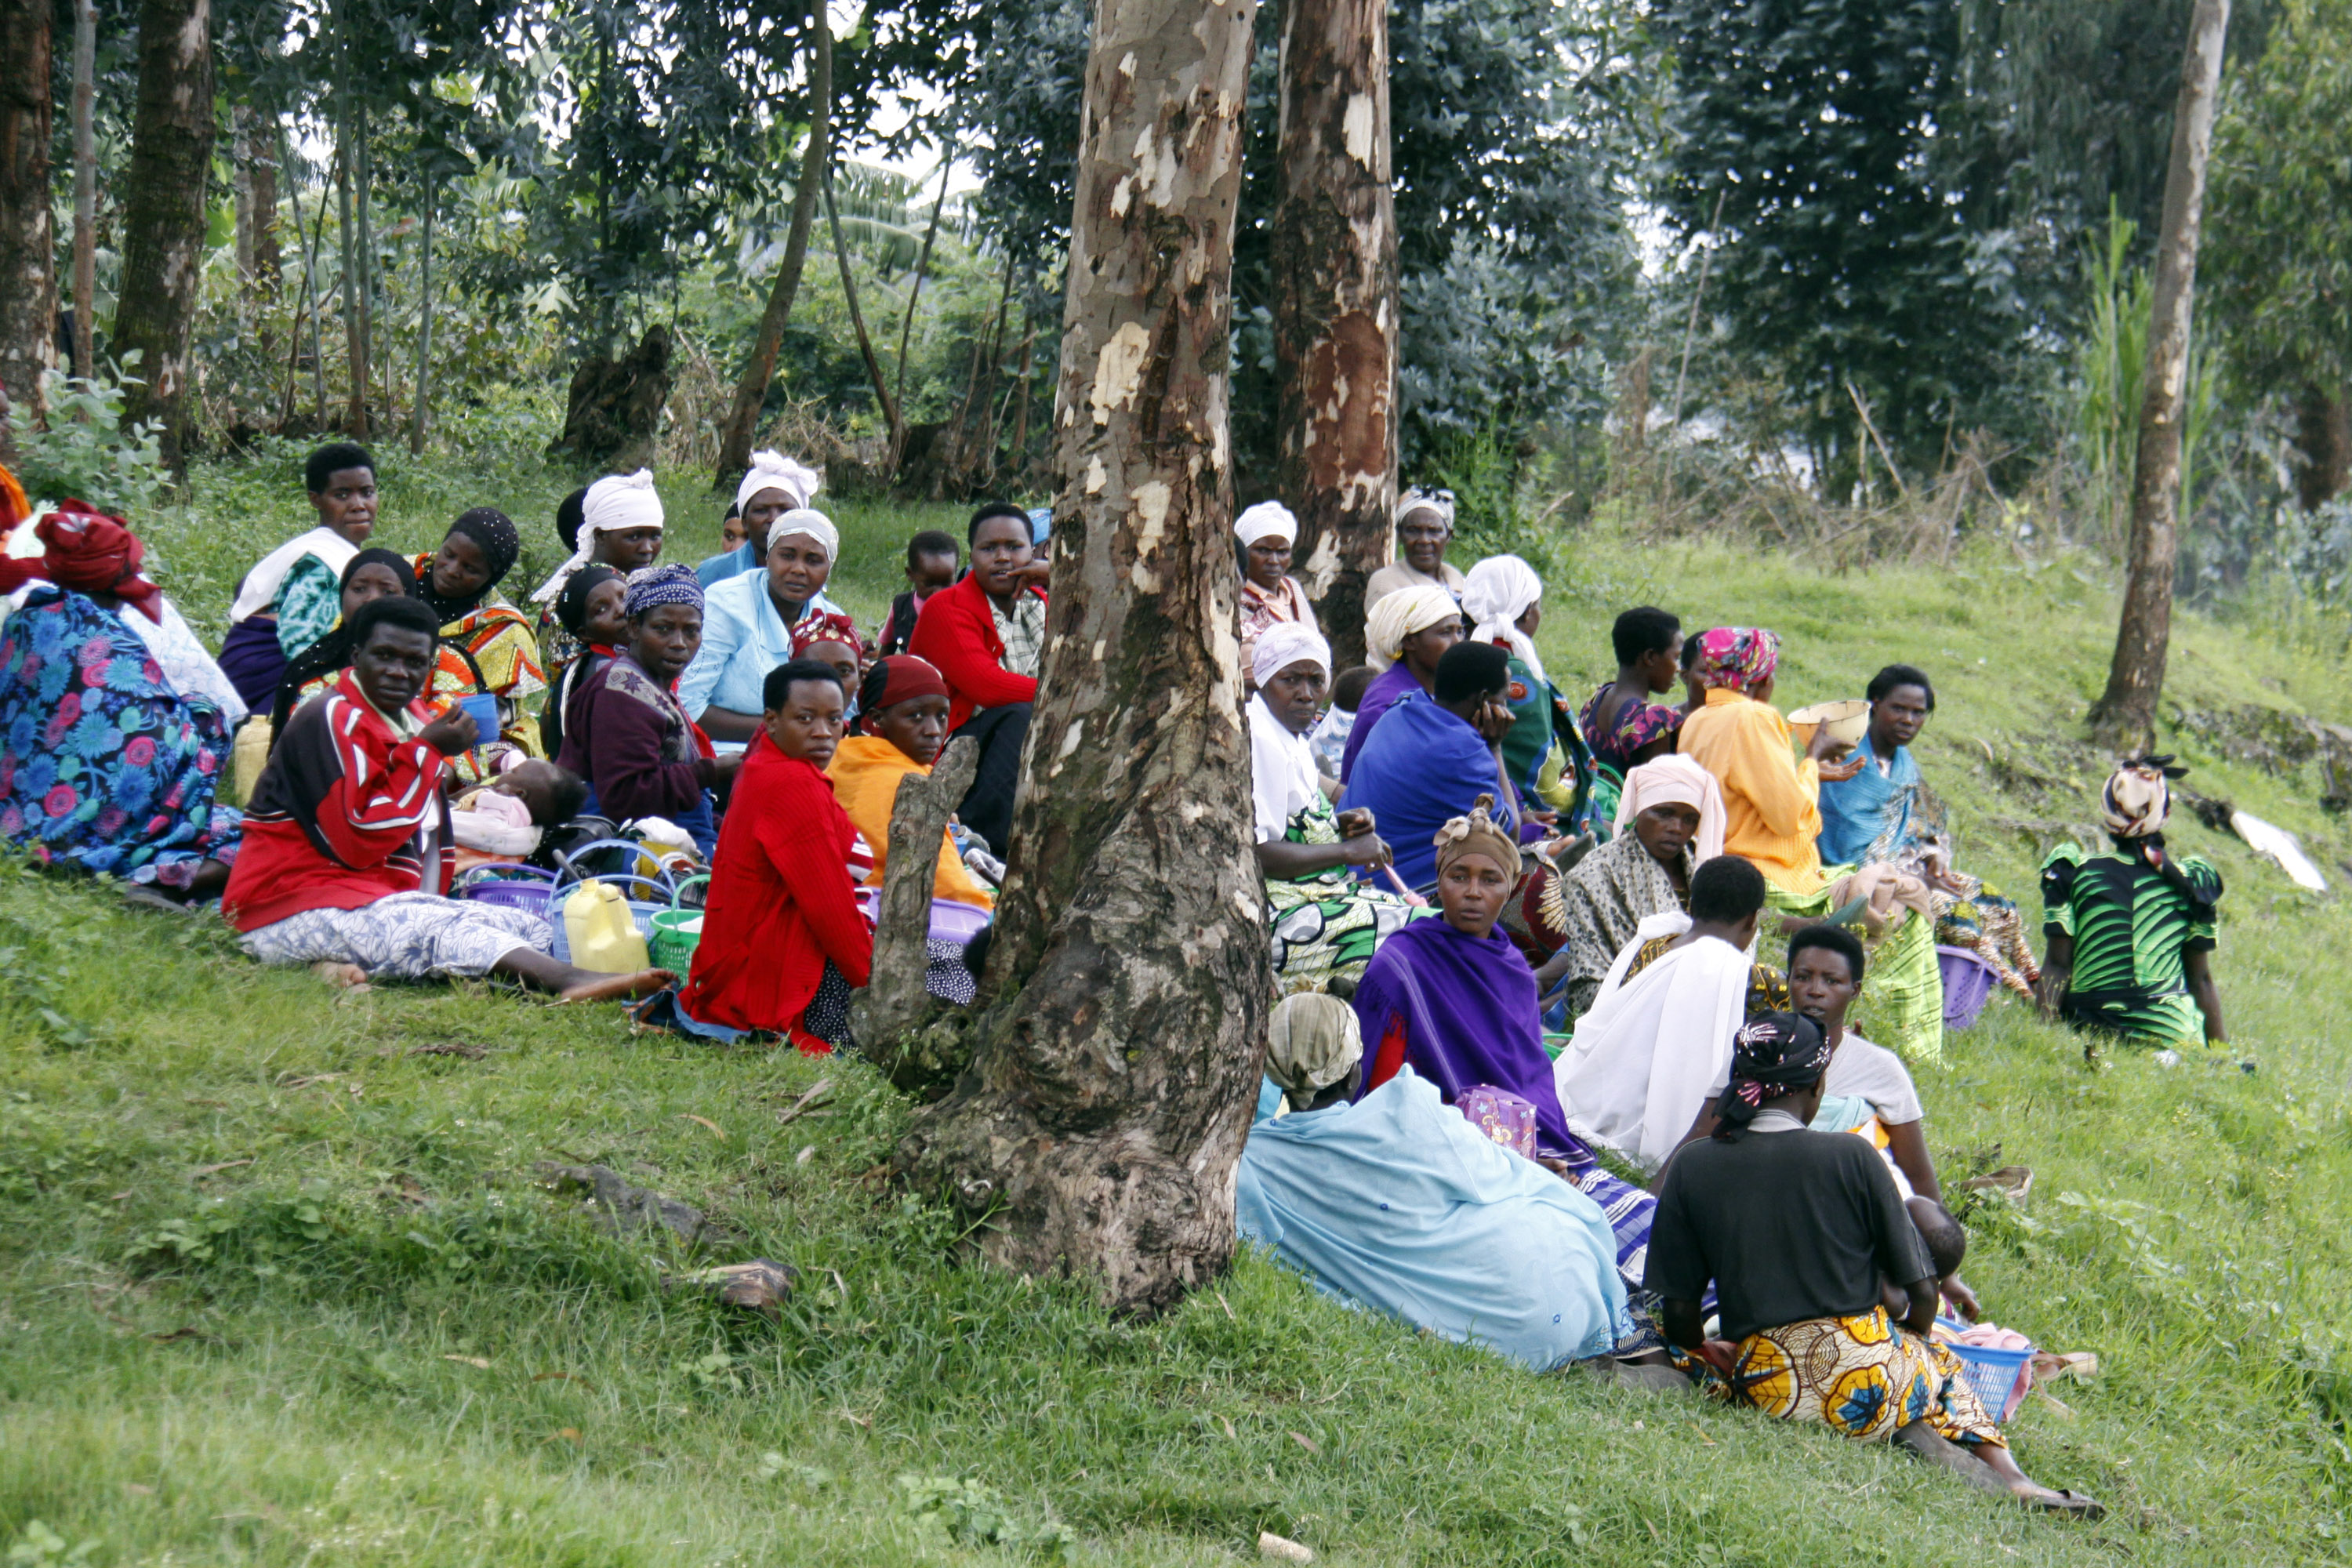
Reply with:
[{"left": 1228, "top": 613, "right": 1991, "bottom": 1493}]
[{"left": 2022, "top": 1488, "right": 2104, "bottom": 1520}]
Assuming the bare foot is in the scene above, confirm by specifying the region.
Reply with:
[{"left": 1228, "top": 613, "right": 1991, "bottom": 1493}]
[
  {"left": 311, "top": 961, "right": 371, "bottom": 991},
  {"left": 557, "top": 967, "right": 678, "bottom": 1004}
]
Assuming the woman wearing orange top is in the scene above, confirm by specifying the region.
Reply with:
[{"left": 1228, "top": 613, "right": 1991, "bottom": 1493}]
[{"left": 826, "top": 655, "right": 995, "bottom": 910}]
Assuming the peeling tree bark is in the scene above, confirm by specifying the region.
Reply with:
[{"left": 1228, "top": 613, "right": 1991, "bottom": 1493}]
[
  {"left": 0, "top": 0, "right": 56, "bottom": 452},
  {"left": 896, "top": 0, "right": 1269, "bottom": 1316},
  {"left": 2089, "top": 0, "right": 2229, "bottom": 750},
  {"left": 114, "top": 0, "right": 213, "bottom": 477},
  {"left": 1271, "top": 0, "right": 1397, "bottom": 670}
]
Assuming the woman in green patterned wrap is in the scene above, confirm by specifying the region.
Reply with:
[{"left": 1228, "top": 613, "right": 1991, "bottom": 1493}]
[{"left": 2038, "top": 754, "right": 2226, "bottom": 1049}]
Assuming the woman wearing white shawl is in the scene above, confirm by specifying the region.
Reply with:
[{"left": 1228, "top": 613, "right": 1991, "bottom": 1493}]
[
  {"left": 698, "top": 450, "right": 823, "bottom": 586},
  {"left": 1248, "top": 622, "right": 1424, "bottom": 995}
]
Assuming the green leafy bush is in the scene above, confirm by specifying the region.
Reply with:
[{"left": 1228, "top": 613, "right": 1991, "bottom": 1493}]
[{"left": 6, "top": 365, "right": 171, "bottom": 517}]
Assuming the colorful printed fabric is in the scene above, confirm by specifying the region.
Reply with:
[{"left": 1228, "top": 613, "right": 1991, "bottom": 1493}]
[
  {"left": 2040, "top": 841, "right": 2221, "bottom": 1045},
  {"left": 1548, "top": 830, "right": 1691, "bottom": 1021},
  {"left": 239, "top": 890, "right": 550, "bottom": 979},
  {"left": 1711, "top": 1307, "right": 2006, "bottom": 1449},
  {"left": 1458, "top": 1085, "right": 1540, "bottom": 1158},
  {"left": 1936, "top": 877, "right": 2038, "bottom": 1000},
  {"left": 0, "top": 586, "right": 241, "bottom": 884},
  {"left": 1690, "top": 626, "right": 1780, "bottom": 695},
  {"left": 1579, "top": 682, "right": 1683, "bottom": 773},
  {"left": 273, "top": 553, "right": 347, "bottom": 661},
  {"left": 1265, "top": 787, "right": 1427, "bottom": 995},
  {"left": 411, "top": 560, "right": 546, "bottom": 787}
]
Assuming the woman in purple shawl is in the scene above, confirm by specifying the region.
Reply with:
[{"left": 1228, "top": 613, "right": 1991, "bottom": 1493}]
[{"left": 1353, "top": 794, "right": 1658, "bottom": 1287}]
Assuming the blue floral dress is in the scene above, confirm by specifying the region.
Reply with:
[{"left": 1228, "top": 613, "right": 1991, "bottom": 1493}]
[{"left": 0, "top": 586, "right": 242, "bottom": 883}]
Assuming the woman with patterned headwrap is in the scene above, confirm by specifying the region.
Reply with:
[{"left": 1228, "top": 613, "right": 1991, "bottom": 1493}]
[
  {"left": 1248, "top": 622, "right": 1425, "bottom": 995},
  {"left": 2038, "top": 755, "right": 2225, "bottom": 1048},
  {"left": 402, "top": 506, "right": 544, "bottom": 785},
  {"left": 1338, "top": 583, "right": 1461, "bottom": 782},
  {"left": 556, "top": 565, "right": 739, "bottom": 856},
  {"left": 1645, "top": 1010, "right": 2100, "bottom": 1516},
  {"left": 681, "top": 504, "right": 852, "bottom": 742},
  {"left": 0, "top": 499, "right": 245, "bottom": 898}
]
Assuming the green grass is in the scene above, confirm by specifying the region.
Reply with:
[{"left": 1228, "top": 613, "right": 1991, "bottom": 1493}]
[{"left": 9, "top": 436, "right": 2352, "bottom": 1564}]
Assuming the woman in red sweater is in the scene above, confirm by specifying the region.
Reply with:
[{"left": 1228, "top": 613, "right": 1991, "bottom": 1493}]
[
  {"left": 680, "top": 658, "right": 874, "bottom": 1050},
  {"left": 908, "top": 503, "right": 1047, "bottom": 855}
]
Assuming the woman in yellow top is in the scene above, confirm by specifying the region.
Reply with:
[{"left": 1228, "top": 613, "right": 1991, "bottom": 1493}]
[
  {"left": 1678, "top": 627, "right": 1945, "bottom": 1061},
  {"left": 826, "top": 655, "right": 995, "bottom": 910}
]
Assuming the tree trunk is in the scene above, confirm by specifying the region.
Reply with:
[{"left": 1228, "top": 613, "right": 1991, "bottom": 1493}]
[
  {"left": 895, "top": 0, "right": 1267, "bottom": 1316},
  {"left": 1005, "top": 306, "right": 1038, "bottom": 485},
  {"left": 71, "top": 0, "right": 96, "bottom": 383},
  {"left": 114, "top": 0, "right": 213, "bottom": 477},
  {"left": 336, "top": 117, "right": 365, "bottom": 435},
  {"left": 0, "top": 0, "right": 56, "bottom": 452},
  {"left": 825, "top": 167, "right": 903, "bottom": 457},
  {"left": 890, "top": 156, "right": 956, "bottom": 468},
  {"left": 2089, "top": 0, "right": 2230, "bottom": 750},
  {"left": 712, "top": 5, "right": 830, "bottom": 488},
  {"left": 408, "top": 190, "right": 432, "bottom": 455},
  {"left": 851, "top": 733, "right": 982, "bottom": 1082},
  {"left": 2293, "top": 385, "right": 2350, "bottom": 512},
  {"left": 1269, "top": 0, "right": 1398, "bottom": 672},
  {"left": 355, "top": 102, "right": 376, "bottom": 430},
  {"left": 243, "top": 111, "right": 279, "bottom": 305}
]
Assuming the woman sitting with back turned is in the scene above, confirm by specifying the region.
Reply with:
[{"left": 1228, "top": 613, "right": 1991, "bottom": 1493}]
[
  {"left": 556, "top": 565, "right": 739, "bottom": 855},
  {"left": 1248, "top": 622, "right": 1420, "bottom": 996},
  {"left": 405, "top": 506, "right": 545, "bottom": 784},
  {"left": 1338, "top": 584, "right": 1461, "bottom": 781},
  {"left": 682, "top": 659, "right": 875, "bottom": 1052},
  {"left": 1351, "top": 797, "right": 1666, "bottom": 1288},
  {"left": 1341, "top": 641, "right": 1519, "bottom": 894},
  {"left": 1461, "top": 554, "right": 1577, "bottom": 817},
  {"left": 828, "top": 655, "right": 995, "bottom": 911},
  {"left": 681, "top": 503, "right": 853, "bottom": 743}
]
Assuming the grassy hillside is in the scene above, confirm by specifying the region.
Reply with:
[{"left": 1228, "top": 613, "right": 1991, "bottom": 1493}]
[{"left": 7, "top": 444, "right": 2352, "bottom": 1566}]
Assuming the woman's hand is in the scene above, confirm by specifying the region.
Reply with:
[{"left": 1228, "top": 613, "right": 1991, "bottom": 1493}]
[
  {"left": 1338, "top": 830, "right": 1393, "bottom": 870},
  {"left": 1473, "top": 698, "right": 1517, "bottom": 746},
  {"left": 1336, "top": 807, "right": 1377, "bottom": 839},
  {"left": 1816, "top": 753, "right": 1867, "bottom": 782}
]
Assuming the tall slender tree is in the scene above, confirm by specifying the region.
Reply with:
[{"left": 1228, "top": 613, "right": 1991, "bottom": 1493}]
[
  {"left": 0, "top": 0, "right": 56, "bottom": 450},
  {"left": 70, "top": 0, "right": 96, "bottom": 383},
  {"left": 2090, "top": 0, "right": 2232, "bottom": 747},
  {"left": 898, "top": 0, "right": 1269, "bottom": 1313},
  {"left": 1271, "top": 0, "right": 1398, "bottom": 669},
  {"left": 115, "top": 0, "right": 216, "bottom": 477}
]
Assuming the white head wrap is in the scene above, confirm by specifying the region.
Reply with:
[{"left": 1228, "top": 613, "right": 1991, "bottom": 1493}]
[
  {"left": 1252, "top": 621, "right": 1330, "bottom": 687},
  {"left": 1234, "top": 499, "right": 1298, "bottom": 549},
  {"left": 1614, "top": 753, "right": 1727, "bottom": 866},
  {"left": 734, "top": 450, "right": 822, "bottom": 517},
  {"left": 531, "top": 468, "right": 666, "bottom": 604},
  {"left": 1462, "top": 554, "right": 1545, "bottom": 684},
  {"left": 1396, "top": 487, "right": 1456, "bottom": 532},
  {"left": 764, "top": 507, "right": 840, "bottom": 561},
  {"left": 1362, "top": 584, "right": 1459, "bottom": 671}
]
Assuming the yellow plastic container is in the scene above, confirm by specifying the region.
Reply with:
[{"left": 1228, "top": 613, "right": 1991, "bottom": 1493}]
[{"left": 562, "top": 879, "right": 649, "bottom": 974}]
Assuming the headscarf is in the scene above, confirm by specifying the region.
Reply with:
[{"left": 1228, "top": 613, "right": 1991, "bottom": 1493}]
[
  {"left": 270, "top": 547, "right": 420, "bottom": 737},
  {"left": 533, "top": 472, "right": 664, "bottom": 604},
  {"left": 1252, "top": 622, "right": 1331, "bottom": 688},
  {"left": 2103, "top": 753, "right": 2187, "bottom": 839},
  {"left": 767, "top": 507, "right": 840, "bottom": 561},
  {"left": 857, "top": 655, "right": 949, "bottom": 719},
  {"left": 1234, "top": 499, "right": 1298, "bottom": 548},
  {"left": 1265, "top": 993, "right": 1363, "bottom": 1103},
  {"left": 1363, "top": 584, "right": 1458, "bottom": 671},
  {"left": 1432, "top": 793, "right": 1522, "bottom": 879},
  {"left": 417, "top": 507, "right": 520, "bottom": 624},
  {"left": 734, "top": 450, "right": 822, "bottom": 517},
  {"left": 1690, "top": 626, "right": 1780, "bottom": 695},
  {"left": 623, "top": 563, "right": 704, "bottom": 618},
  {"left": 1461, "top": 554, "right": 1544, "bottom": 684},
  {"left": 791, "top": 607, "right": 860, "bottom": 656},
  {"left": 1615, "top": 754, "right": 1728, "bottom": 866},
  {"left": 1396, "top": 487, "right": 1454, "bottom": 532},
  {"left": 0, "top": 500, "right": 165, "bottom": 622},
  {"left": 1711, "top": 1011, "right": 1832, "bottom": 1140},
  {"left": 555, "top": 563, "right": 623, "bottom": 638}
]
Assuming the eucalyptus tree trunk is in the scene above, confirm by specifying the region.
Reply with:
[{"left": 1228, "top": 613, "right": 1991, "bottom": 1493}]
[
  {"left": 1271, "top": 0, "right": 1397, "bottom": 670},
  {"left": 0, "top": 0, "right": 56, "bottom": 449},
  {"left": 408, "top": 191, "right": 433, "bottom": 455},
  {"left": 825, "top": 168, "right": 903, "bottom": 459},
  {"left": 71, "top": 0, "right": 96, "bottom": 383},
  {"left": 2089, "top": 0, "right": 2230, "bottom": 748},
  {"left": 713, "top": 5, "right": 829, "bottom": 488},
  {"left": 114, "top": 0, "right": 213, "bottom": 477},
  {"left": 897, "top": 0, "right": 1269, "bottom": 1316}
]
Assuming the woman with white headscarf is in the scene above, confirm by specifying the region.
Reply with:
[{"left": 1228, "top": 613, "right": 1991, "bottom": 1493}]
[
  {"left": 1534, "top": 754, "right": 1727, "bottom": 1022},
  {"left": 698, "top": 450, "right": 824, "bottom": 587},
  {"left": 1338, "top": 584, "right": 1461, "bottom": 782},
  {"left": 1234, "top": 499, "right": 1318, "bottom": 679},
  {"left": 530, "top": 470, "right": 667, "bottom": 673},
  {"left": 1363, "top": 488, "right": 1465, "bottom": 609},
  {"left": 2038, "top": 753, "right": 2227, "bottom": 1047},
  {"left": 1463, "top": 554, "right": 1577, "bottom": 811},
  {"left": 1250, "top": 622, "right": 1427, "bottom": 995},
  {"left": 680, "top": 504, "right": 855, "bottom": 742}
]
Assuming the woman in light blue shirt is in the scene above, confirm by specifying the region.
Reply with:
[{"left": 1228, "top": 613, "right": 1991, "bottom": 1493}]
[{"left": 678, "top": 508, "right": 850, "bottom": 741}]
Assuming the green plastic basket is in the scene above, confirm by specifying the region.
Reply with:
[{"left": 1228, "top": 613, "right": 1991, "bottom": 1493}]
[{"left": 649, "top": 875, "right": 710, "bottom": 974}]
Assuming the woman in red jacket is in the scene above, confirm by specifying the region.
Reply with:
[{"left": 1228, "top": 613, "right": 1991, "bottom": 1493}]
[
  {"left": 908, "top": 503, "right": 1047, "bottom": 855},
  {"left": 680, "top": 658, "right": 873, "bottom": 1051}
]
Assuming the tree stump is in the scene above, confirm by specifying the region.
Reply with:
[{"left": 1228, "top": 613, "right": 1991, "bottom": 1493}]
[
  {"left": 550, "top": 325, "right": 673, "bottom": 470},
  {"left": 851, "top": 735, "right": 980, "bottom": 1086}
]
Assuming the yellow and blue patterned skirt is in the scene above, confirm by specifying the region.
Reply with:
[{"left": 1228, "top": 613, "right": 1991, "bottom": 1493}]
[{"left": 1717, "top": 1307, "right": 2005, "bottom": 1448}]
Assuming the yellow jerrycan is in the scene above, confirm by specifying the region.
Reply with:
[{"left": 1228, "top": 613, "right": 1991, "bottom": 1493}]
[{"left": 562, "top": 879, "right": 649, "bottom": 974}]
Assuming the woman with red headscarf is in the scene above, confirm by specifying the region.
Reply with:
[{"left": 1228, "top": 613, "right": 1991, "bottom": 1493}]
[{"left": 0, "top": 497, "right": 245, "bottom": 898}]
